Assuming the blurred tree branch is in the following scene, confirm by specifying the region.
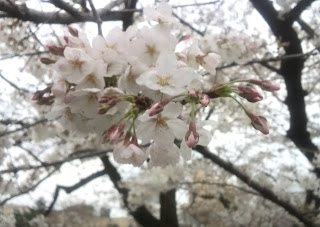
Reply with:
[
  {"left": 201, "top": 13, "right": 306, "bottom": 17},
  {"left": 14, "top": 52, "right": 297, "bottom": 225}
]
[{"left": 195, "top": 145, "right": 316, "bottom": 227}]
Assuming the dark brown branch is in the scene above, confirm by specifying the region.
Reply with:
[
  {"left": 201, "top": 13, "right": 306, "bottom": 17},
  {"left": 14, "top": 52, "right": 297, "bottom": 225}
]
[
  {"left": 195, "top": 145, "right": 316, "bottom": 227},
  {"left": 0, "top": 0, "right": 125, "bottom": 24},
  {"left": 122, "top": 0, "right": 138, "bottom": 31},
  {"left": 49, "top": 0, "right": 83, "bottom": 18},
  {"left": 160, "top": 189, "right": 178, "bottom": 227},
  {"left": 286, "top": 0, "right": 316, "bottom": 24},
  {"left": 297, "top": 18, "right": 316, "bottom": 39},
  {"left": 100, "top": 155, "right": 161, "bottom": 226},
  {"left": 45, "top": 169, "right": 106, "bottom": 215},
  {"left": 0, "top": 170, "right": 56, "bottom": 205},
  {"left": 250, "top": 0, "right": 319, "bottom": 170}
]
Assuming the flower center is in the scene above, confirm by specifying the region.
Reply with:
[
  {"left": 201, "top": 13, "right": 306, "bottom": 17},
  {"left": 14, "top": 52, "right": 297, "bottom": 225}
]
[
  {"left": 155, "top": 115, "right": 168, "bottom": 129},
  {"left": 145, "top": 44, "right": 156, "bottom": 57},
  {"left": 157, "top": 75, "right": 171, "bottom": 86},
  {"left": 71, "top": 59, "right": 84, "bottom": 70},
  {"left": 87, "top": 73, "right": 97, "bottom": 85},
  {"left": 87, "top": 93, "right": 97, "bottom": 103}
]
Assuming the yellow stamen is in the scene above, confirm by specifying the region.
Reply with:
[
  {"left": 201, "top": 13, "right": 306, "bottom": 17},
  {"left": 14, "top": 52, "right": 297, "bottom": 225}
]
[
  {"left": 145, "top": 44, "right": 156, "bottom": 57},
  {"left": 155, "top": 115, "right": 169, "bottom": 129},
  {"left": 70, "top": 59, "right": 83, "bottom": 70},
  {"left": 157, "top": 75, "right": 171, "bottom": 86},
  {"left": 87, "top": 73, "right": 97, "bottom": 85}
]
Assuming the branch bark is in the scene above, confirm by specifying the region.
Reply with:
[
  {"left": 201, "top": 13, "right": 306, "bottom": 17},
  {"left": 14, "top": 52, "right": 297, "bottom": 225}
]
[
  {"left": 195, "top": 145, "right": 316, "bottom": 227},
  {"left": 100, "top": 155, "right": 162, "bottom": 227},
  {"left": 0, "top": 0, "right": 125, "bottom": 24}
]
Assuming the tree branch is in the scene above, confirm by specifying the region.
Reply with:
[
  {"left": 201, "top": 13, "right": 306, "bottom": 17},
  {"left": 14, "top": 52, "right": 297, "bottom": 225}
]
[
  {"left": 250, "top": 0, "right": 319, "bottom": 174},
  {"left": 122, "top": 0, "right": 138, "bottom": 31},
  {"left": 195, "top": 145, "right": 316, "bottom": 227},
  {"left": 100, "top": 155, "right": 161, "bottom": 226},
  {"left": 87, "top": 0, "right": 102, "bottom": 35},
  {"left": 49, "top": 0, "right": 83, "bottom": 19},
  {"left": 0, "top": 118, "right": 47, "bottom": 138},
  {"left": 160, "top": 189, "right": 178, "bottom": 227},
  {"left": 0, "top": 72, "right": 31, "bottom": 93},
  {"left": 286, "top": 0, "right": 316, "bottom": 24},
  {"left": 44, "top": 169, "right": 106, "bottom": 215},
  {"left": 172, "top": 12, "right": 205, "bottom": 36},
  {"left": 0, "top": 169, "right": 56, "bottom": 205},
  {"left": 0, "top": 51, "right": 49, "bottom": 61},
  {"left": 0, "top": 150, "right": 108, "bottom": 175},
  {"left": 0, "top": 0, "right": 125, "bottom": 24}
]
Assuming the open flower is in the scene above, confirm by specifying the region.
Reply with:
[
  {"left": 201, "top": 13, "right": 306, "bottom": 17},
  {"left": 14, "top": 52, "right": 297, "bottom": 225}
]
[
  {"left": 54, "top": 47, "right": 94, "bottom": 84},
  {"left": 136, "top": 52, "right": 198, "bottom": 96},
  {"left": 113, "top": 135, "right": 148, "bottom": 167},
  {"left": 136, "top": 102, "right": 188, "bottom": 146}
]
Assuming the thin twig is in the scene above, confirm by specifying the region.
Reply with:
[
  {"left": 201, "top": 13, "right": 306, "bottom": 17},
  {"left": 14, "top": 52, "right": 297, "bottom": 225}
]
[
  {"left": 45, "top": 169, "right": 106, "bottom": 215},
  {"left": 0, "top": 119, "right": 47, "bottom": 138},
  {"left": 0, "top": 72, "right": 30, "bottom": 93},
  {"left": 172, "top": 1, "right": 219, "bottom": 8},
  {"left": 0, "top": 150, "right": 109, "bottom": 175},
  {"left": 0, "top": 51, "right": 49, "bottom": 61},
  {"left": 0, "top": 170, "right": 56, "bottom": 205},
  {"left": 172, "top": 12, "right": 205, "bottom": 36}
]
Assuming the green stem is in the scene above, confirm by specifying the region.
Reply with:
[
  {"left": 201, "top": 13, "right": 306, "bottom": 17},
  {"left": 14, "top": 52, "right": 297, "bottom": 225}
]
[
  {"left": 226, "top": 79, "right": 250, "bottom": 85},
  {"left": 228, "top": 95, "right": 248, "bottom": 113}
]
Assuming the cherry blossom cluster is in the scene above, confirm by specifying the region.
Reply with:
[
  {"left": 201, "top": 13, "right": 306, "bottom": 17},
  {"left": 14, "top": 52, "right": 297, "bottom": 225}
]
[
  {"left": 33, "top": 2, "right": 279, "bottom": 167},
  {"left": 199, "top": 32, "right": 267, "bottom": 64}
]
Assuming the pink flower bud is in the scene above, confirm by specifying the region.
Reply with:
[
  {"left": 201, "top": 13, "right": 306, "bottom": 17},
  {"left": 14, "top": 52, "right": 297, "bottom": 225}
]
[
  {"left": 246, "top": 112, "right": 269, "bottom": 135},
  {"left": 188, "top": 88, "right": 199, "bottom": 98},
  {"left": 68, "top": 26, "right": 79, "bottom": 37},
  {"left": 185, "top": 122, "right": 199, "bottom": 148},
  {"left": 179, "top": 34, "right": 191, "bottom": 42},
  {"left": 47, "top": 45, "right": 65, "bottom": 56},
  {"left": 102, "top": 124, "right": 125, "bottom": 144},
  {"left": 200, "top": 94, "right": 210, "bottom": 106},
  {"left": 149, "top": 99, "right": 169, "bottom": 116},
  {"left": 238, "top": 85, "right": 263, "bottom": 103},
  {"left": 64, "top": 36, "right": 69, "bottom": 43},
  {"left": 40, "top": 58, "right": 56, "bottom": 65},
  {"left": 109, "top": 124, "right": 125, "bottom": 143},
  {"left": 250, "top": 79, "right": 280, "bottom": 92},
  {"left": 32, "top": 87, "right": 51, "bottom": 100},
  {"left": 51, "top": 80, "right": 69, "bottom": 97}
]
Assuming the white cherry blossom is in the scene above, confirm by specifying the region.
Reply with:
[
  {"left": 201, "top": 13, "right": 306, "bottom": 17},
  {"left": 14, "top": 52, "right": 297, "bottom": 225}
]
[
  {"left": 136, "top": 52, "right": 198, "bottom": 96},
  {"left": 136, "top": 102, "right": 188, "bottom": 146},
  {"left": 54, "top": 47, "right": 94, "bottom": 84}
]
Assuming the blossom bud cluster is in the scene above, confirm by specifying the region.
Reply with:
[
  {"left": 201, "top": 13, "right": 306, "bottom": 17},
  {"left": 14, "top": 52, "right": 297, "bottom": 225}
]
[{"left": 35, "top": 2, "right": 279, "bottom": 167}]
